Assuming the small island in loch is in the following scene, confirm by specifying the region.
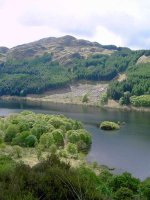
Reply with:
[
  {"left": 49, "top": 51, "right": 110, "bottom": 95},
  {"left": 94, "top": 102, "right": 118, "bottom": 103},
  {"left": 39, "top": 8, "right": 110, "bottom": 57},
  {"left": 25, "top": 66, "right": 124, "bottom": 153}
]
[{"left": 100, "top": 121, "right": 120, "bottom": 130}]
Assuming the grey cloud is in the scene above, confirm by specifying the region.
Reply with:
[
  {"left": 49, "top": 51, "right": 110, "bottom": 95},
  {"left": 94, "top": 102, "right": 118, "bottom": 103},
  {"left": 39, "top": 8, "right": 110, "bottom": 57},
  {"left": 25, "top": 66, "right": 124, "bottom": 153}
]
[
  {"left": 19, "top": 12, "right": 99, "bottom": 37},
  {"left": 19, "top": 6, "right": 150, "bottom": 49},
  {"left": 95, "top": 12, "right": 150, "bottom": 49}
]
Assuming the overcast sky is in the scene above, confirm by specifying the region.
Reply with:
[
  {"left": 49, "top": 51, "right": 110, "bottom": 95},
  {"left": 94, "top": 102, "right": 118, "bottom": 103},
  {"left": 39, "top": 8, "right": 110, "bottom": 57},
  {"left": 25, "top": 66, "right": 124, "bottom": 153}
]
[{"left": 0, "top": 0, "right": 150, "bottom": 49}]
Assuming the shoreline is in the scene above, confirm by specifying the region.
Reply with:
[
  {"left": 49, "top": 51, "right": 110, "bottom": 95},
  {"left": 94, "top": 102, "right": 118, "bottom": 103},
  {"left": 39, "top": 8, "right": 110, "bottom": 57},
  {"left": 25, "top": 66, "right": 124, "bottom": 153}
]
[{"left": 1, "top": 95, "right": 150, "bottom": 112}]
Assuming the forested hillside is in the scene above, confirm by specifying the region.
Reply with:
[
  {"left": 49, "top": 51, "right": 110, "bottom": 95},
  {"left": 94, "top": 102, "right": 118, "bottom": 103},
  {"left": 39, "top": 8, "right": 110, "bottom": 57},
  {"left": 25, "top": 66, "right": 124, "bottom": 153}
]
[
  {"left": 107, "top": 62, "right": 150, "bottom": 106},
  {"left": 0, "top": 35, "right": 149, "bottom": 106}
]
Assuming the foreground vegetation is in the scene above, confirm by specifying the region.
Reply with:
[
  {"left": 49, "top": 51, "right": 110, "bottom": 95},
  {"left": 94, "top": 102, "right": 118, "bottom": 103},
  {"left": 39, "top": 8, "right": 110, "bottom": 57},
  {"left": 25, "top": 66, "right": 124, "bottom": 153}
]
[
  {"left": 1, "top": 154, "right": 150, "bottom": 200},
  {"left": 0, "top": 111, "right": 91, "bottom": 160},
  {"left": 0, "top": 112, "right": 150, "bottom": 199}
]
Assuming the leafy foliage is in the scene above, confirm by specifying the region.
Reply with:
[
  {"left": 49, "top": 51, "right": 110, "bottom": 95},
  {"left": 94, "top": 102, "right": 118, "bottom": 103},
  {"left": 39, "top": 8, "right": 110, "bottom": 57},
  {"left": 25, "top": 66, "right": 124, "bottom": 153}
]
[
  {"left": 100, "top": 93, "right": 108, "bottom": 105},
  {"left": 0, "top": 47, "right": 148, "bottom": 97},
  {"left": 0, "top": 154, "right": 148, "bottom": 200},
  {"left": 82, "top": 93, "right": 89, "bottom": 103},
  {"left": 0, "top": 54, "right": 72, "bottom": 96},
  {"left": 130, "top": 95, "right": 150, "bottom": 107},
  {"left": 108, "top": 63, "right": 150, "bottom": 106},
  {"left": 0, "top": 111, "right": 150, "bottom": 199},
  {"left": 4, "top": 124, "right": 19, "bottom": 142},
  {"left": 100, "top": 121, "right": 120, "bottom": 130},
  {"left": 1, "top": 111, "right": 91, "bottom": 156}
]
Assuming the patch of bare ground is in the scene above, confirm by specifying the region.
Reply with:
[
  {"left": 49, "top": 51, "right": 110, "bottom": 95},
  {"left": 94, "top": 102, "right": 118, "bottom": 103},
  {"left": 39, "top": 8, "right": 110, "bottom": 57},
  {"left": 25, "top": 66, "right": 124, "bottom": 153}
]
[
  {"left": 136, "top": 55, "right": 150, "bottom": 64},
  {"left": 1, "top": 82, "right": 150, "bottom": 112},
  {"left": 105, "top": 99, "right": 131, "bottom": 110},
  {"left": 23, "top": 82, "right": 108, "bottom": 106},
  {"left": 117, "top": 73, "right": 127, "bottom": 82}
]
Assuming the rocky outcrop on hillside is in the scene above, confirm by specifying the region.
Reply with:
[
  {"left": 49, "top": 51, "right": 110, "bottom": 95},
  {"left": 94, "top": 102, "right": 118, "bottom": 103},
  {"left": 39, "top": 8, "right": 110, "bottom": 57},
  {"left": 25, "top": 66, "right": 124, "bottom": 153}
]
[
  {"left": 0, "top": 47, "right": 9, "bottom": 63},
  {"left": 5, "top": 35, "right": 115, "bottom": 65}
]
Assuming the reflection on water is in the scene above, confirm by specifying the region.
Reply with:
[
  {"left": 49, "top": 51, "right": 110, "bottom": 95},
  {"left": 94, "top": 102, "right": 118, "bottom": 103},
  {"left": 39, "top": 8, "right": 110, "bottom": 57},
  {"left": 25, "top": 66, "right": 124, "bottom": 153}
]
[{"left": 0, "top": 100, "right": 150, "bottom": 180}]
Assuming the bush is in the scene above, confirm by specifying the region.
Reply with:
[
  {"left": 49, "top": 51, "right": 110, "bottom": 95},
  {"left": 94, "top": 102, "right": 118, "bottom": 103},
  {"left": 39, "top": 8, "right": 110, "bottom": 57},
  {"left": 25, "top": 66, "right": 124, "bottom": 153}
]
[
  {"left": 109, "top": 172, "right": 140, "bottom": 193},
  {"left": 0, "top": 130, "right": 5, "bottom": 138},
  {"left": 114, "top": 187, "right": 134, "bottom": 200},
  {"left": 0, "top": 155, "right": 16, "bottom": 175},
  {"left": 0, "top": 136, "right": 3, "bottom": 144},
  {"left": 36, "top": 144, "right": 44, "bottom": 160},
  {"left": 49, "top": 144, "right": 57, "bottom": 154},
  {"left": 82, "top": 94, "right": 89, "bottom": 103},
  {"left": 39, "top": 132, "right": 55, "bottom": 148},
  {"left": 67, "top": 130, "right": 91, "bottom": 143},
  {"left": 58, "top": 149, "right": 68, "bottom": 158},
  {"left": 119, "top": 91, "right": 131, "bottom": 105},
  {"left": 72, "top": 120, "right": 83, "bottom": 130},
  {"left": 49, "top": 117, "right": 66, "bottom": 129},
  {"left": 100, "top": 121, "right": 120, "bottom": 130},
  {"left": 130, "top": 95, "right": 150, "bottom": 107},
  {"left": 77, "top": 140, "right": 87, "bottom": 151},
  {"left": 100, "top": 93, "right": 108, "bottom": 105},
  {"left": 52, "top": 129, "right": 64, "bottom": 146},
  {"left": 31, "top": 123, "right": 48, "bottom": 140},
  {"left": 18, "top": 121, "right": 30, "bottom": 132},
  {"left": 25, "top": 135, "right": 38, "bottom": 147},
  {"left": 12, "top": 145, "right": 23, "bottom": 158},
  {"left": 66, "top": 143, "right": 78, "bottom": 155},
  {"left": 4, "top": 124, "right": 19, "bottom": 142},
  {"left": 12, "top": 131, "right": 31, "bottom": 147},
  {"left": 140, "top": 178, "right": 150, "bottom": 199}
]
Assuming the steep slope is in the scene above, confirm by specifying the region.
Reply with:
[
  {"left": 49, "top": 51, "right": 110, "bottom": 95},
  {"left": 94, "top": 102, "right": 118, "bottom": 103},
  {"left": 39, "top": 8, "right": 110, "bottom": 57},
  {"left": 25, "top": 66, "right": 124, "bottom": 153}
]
[
  {"left": 0, "top": 46, "right": 9, "bottom": 63},
  {"left": 6, "top": 35, "right": 115, "bottom": 65},
  {"left": 0, "top": 35, "right": 149, "bottom": 103}
]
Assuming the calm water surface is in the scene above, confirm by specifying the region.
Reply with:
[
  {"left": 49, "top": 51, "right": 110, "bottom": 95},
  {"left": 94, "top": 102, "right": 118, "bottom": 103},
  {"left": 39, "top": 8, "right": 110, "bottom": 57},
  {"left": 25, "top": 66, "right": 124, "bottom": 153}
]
[{"left": 0, "top": 100, "right": 150, "bottom": 180}]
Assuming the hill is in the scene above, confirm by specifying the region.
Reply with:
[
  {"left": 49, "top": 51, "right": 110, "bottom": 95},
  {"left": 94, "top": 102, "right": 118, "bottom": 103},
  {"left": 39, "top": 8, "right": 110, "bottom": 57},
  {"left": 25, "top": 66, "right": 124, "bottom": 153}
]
[
  {"left": 0, "top": 35, "right": 149, "bottom": 107},
  {"left": 3, "top": 35, "right": 117, "bottom": 65}
]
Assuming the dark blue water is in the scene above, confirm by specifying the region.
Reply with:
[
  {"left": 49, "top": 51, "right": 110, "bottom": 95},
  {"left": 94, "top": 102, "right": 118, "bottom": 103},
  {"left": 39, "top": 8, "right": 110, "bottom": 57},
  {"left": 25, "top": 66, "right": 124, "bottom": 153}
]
[{"left": 0, "top": 100, "right": 150, "bottom": 180}]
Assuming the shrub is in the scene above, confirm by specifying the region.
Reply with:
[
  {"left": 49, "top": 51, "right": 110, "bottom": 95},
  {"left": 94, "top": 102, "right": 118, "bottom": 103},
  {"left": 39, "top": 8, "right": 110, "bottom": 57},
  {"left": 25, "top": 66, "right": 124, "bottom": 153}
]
[
  {"left": 100, "top": 93, "right": 108, "bottom": 105},
  {"left": 109, "top": 172, "right": 140, "bottom": 193},
  {"left": 0, "top": 136, "right": 3, "bottom": 144},
  {"left": 100, "top": 121, "right": 120, "bottom": 130},
  {"left": 130, "top": 95, "right": 150, "bottom": 107},
  {"left": 36, "top": 144, "right": 44, "bottom": 160},
  {"left": 39, "top": 132, "right": 55, "bottom": 148},
  {"left": 52, "top": 129, "right": 64, "bottom": 146},
  {"left": 4, "top": 124, "right": 19, "bottom": 142},
  {"left": 66, "top": 143, "right": 78, "bottom": 155},
  {"left": 12, "top": 131, "right": 31, "bottom": 147},
  {"left": 25, "top": 135, "right": 38, "bottom": 147},
  {"left": 20, "top": 111, "right": 34, "bottom": 115},
  {"left": 59, "top": 149, "right": 68, "bottom": 158},
  {"left": 49, "top": 144, "right": 57, "bottom": 154},
  {"left": 31, "top": 123, "right": 48, "bottom": 140},
  {"left": 140, "top": 178, "right": 150, "bottom": 199},
  {"left": 77, "top": 140, "right": 87, "bottom": 151},
  {"left": 0, "top": 130, "right": 5, "bottom": 138},
  {"left": 12, "top": 145, "right": 23, "bottom": 158},
  {"left": 114, "top": 187, "right": 134, "bottom": 200},
  {"left": 67, "top": 130, "right": 91, "bottom": 143},
  {"left": 49, "top": 117, "right": 65, "bottom": 128},
  {"left": 18, "top": 121, "right": 30, "bottom": 132},
  {"left": 0, "top": 155, "right": 16, "bottom": 175},
  {"left": 82, "top": 94, "right": 89, "bottom": 103},
  {"left": 72, "top": 120, "right": 83, "bottom": 130},
  {"left": 119, "top": 91, "right": 131, "bottom": 105}
]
